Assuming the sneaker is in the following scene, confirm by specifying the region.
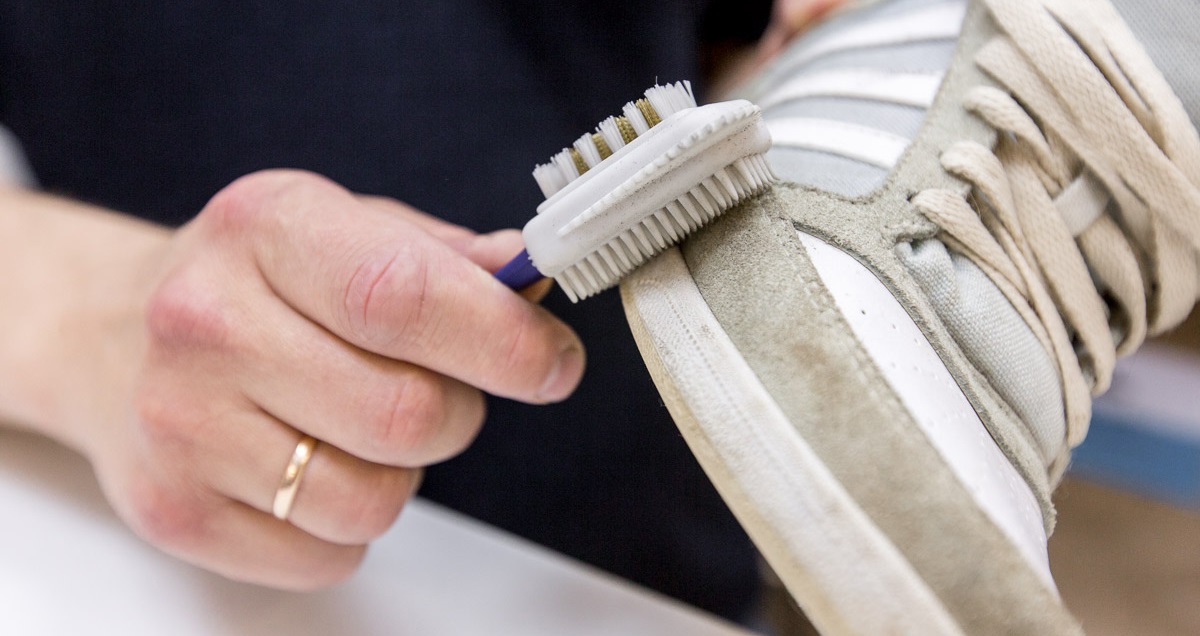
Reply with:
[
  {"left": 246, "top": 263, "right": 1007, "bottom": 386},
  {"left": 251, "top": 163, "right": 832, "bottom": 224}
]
[{"left": 621, "top": 0, "right": 1200, "bottom": 633}]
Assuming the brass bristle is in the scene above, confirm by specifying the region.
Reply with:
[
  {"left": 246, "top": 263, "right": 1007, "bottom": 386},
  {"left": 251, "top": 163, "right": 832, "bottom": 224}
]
[
  {"left": 615, "top": 116, "right": 637, "bottom": 143},
  {"left": 592, "top": 133, "right": 612, "bottom": 160},
  {"left": 569, "top": 148, "right": 589, "bottom": 176},
  {"left": 636, "top": 98, "right": 662, "bottom": 127}
]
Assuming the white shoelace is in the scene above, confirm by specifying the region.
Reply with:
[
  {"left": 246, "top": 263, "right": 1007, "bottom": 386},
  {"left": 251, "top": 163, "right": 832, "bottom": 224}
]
[{"left": 912, "top": 0, "right": 1200, "bottom": 446}]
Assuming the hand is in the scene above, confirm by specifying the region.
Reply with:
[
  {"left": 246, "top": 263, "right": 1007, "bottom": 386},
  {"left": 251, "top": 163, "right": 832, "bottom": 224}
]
[{"left": 81, "top": 170, "right": 585, "bottom": 589}]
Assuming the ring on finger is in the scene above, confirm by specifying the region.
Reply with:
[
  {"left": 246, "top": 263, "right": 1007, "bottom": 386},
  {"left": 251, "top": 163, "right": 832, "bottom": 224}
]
[{"left": 273, "top": 434, "right": 319, "bottom": 521}]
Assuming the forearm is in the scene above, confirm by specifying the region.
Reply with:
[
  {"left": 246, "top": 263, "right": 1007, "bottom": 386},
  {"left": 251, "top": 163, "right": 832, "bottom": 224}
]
[{"left": 0, "top": 184, "right": 170, "bottom": 450}]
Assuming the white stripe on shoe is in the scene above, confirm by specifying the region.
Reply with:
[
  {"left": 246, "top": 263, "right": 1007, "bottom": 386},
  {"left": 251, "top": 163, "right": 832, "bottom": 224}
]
[
  {"left": 767, "top": 118, "right": 911, "bottom": 168},
  {"left": 773, "top": 2, "right": 967, "bottom": 75},
  {"left": 758, "top": 69, "right": 944, "bottom": 110},
  {"left": 798, "top": 231, "right": 1056, "bottom": 591}
]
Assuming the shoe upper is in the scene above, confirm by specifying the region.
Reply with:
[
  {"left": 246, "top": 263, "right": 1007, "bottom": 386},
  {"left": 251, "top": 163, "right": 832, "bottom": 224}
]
[
  {"left": 614, "top": 2, "right": 1200, "bottom": 630},
  {"left": 731, "top": 0, "right": 1200, "bottom": 509}
]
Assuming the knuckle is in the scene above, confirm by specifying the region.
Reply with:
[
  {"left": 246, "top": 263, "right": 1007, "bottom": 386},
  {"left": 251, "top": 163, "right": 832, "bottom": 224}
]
[
  {"left": 125, "top": 483, "right": 209, "bottom": 552},
  {"left": 202, "top": 169, "right": 334, "bottom": 237},
  {"left": 131, "top": 382, "right": 217, "bottom": 455},
  {"left": 132, "top": 386, "right": 187, "bottom": 447},
  {"left": 144, "top": 271, "right": 236, "bottom": 352},
  {"left": 366, "top": 373, "right": 446, "bottom": 460},
  {"left": 202, "top": 172, "right": 276, "bottom": 235},
  {"left": 342, "top": 245, "right": 432, "bottom": 350}
]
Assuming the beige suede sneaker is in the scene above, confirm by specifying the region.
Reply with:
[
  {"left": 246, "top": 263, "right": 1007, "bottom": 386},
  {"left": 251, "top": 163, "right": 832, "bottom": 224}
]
[{"left": 622, "top": 0, "right": 1200, "bottom": 633}]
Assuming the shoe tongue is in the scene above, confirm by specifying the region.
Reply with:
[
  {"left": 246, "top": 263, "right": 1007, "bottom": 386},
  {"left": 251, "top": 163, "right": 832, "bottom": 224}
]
[{"left": 743, "top": 0, "right": 966, "bottom": 197}]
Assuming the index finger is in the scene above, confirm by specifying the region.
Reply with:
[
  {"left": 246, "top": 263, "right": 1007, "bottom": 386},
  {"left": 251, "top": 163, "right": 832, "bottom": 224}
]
[{"left": 202, "top": 170, "right": 585, "bottom": 404}]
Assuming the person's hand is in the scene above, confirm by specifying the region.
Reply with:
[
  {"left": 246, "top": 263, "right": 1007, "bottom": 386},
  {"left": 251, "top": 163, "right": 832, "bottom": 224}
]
[{"left": 80, "top": 170, "right": 585, "bottom": 589}]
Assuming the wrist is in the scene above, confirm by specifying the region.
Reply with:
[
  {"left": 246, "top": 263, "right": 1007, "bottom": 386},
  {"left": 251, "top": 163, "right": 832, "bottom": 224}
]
[{"left": 0, "top": 188, "right": 171, "bottom": 454}]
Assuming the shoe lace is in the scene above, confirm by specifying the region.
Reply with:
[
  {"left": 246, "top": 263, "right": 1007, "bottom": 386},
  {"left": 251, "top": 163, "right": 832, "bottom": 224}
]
[{"left": 911, "top": 0, "right": 1200, "bottom": 446}]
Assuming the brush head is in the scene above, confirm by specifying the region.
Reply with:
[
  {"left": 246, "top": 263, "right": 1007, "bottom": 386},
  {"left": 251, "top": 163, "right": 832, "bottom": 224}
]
[
  {"left": 533, "top": 82, "right": 700, "bottom": 200},
  {"left": 525, "top": 82, "right": 776, "bottom": 302}
]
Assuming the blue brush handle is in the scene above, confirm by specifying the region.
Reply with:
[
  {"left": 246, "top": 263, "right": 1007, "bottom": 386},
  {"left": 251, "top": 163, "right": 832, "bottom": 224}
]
[{"left": 494, "top": 249, "right": 544, "bottom": 290}]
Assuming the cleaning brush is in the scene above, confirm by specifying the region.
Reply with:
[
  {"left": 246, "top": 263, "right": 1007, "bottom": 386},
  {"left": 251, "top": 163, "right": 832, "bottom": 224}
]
[{"left": 494, "top": 81, "right": 776, "bottom": 302}]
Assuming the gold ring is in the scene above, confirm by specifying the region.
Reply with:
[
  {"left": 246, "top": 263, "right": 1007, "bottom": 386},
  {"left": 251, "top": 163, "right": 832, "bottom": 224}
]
[{"left": 273, "top": 435, "right": 318, "bottom": 521}]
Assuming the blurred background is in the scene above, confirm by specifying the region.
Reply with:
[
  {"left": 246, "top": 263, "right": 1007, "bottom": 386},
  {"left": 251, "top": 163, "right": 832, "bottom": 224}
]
[{"left": 1047, "top": 313, "right": 1200, "bottom": 636}]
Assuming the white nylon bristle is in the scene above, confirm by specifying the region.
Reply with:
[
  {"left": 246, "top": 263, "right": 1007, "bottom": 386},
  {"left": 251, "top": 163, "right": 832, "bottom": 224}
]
[
  {"left": 551, "top": 149, "right": 579, "bottom": 181},
  {"left": 644, "top": 81, "right": 696, "bottom": 118},
  {"left": 623, "top": 102, "right": 651, "bottom": 135},
  {"left": 573, "top": 133, "right": 603, "bottom": 169},
  {"left": 533, "top": 163, "right": 568, "bottom": 199},
  {"left": 552, "top": 153, "right": 777, "bottom": 302},
  {"left": 597, "top": 117, "right": 626, "bottom": 153}
]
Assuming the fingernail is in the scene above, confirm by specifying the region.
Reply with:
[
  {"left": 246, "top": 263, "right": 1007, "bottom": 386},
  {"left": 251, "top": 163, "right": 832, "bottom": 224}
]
[{"left": 539, "top": 345, "right": 585, "bottom": 403}]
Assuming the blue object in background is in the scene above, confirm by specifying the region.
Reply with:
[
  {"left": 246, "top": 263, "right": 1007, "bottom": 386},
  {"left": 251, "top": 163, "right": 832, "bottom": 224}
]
[{"left": 1071, "top": 410, "right": 1200, "bottom": 508}]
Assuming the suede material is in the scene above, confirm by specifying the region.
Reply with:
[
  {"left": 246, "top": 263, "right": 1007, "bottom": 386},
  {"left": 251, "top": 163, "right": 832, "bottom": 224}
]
[
  {"left": 683, "top": 193, "right": 1078, "bottom": 635},
  {"left": 754, "top": 0, "right": 1060, "bottom": 518},
  {"left": 656, "top": 1, "right": 1084, "bottom": 632}
]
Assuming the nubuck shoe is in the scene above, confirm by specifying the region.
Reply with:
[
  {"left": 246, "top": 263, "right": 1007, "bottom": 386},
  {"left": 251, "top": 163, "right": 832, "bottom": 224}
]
[{"left": 621, "top": 0, "right": 1200, "bottom": 633}]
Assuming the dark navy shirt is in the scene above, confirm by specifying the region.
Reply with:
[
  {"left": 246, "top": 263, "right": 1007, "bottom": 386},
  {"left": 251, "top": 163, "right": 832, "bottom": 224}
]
[{"left": 0, "top": 0, "right": 768, "bottom": 620}]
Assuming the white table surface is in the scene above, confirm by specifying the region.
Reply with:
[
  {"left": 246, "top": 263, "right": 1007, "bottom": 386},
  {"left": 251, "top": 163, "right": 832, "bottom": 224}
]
[{"left": 0, "top": 429, "right": 751, "bottom": 635}]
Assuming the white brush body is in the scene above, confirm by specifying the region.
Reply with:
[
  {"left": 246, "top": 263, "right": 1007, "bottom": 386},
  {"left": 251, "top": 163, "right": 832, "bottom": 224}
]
[{"left": 524, "top": 100, "right": 775, "bottom": 302}]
